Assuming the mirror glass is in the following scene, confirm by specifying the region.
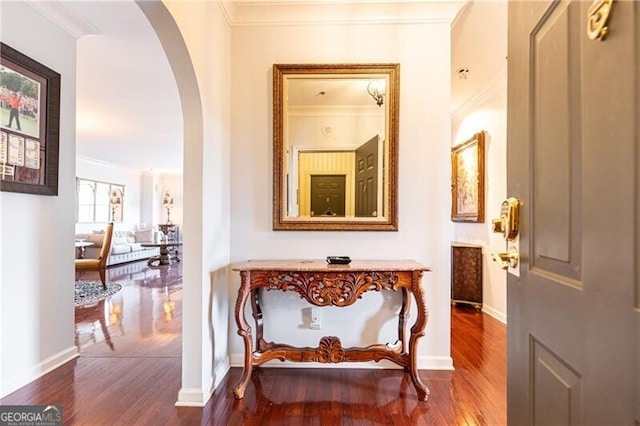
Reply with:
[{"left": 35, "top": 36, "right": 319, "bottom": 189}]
[{"left": 273, "top": 64, "right": 399, "bottom": 231}]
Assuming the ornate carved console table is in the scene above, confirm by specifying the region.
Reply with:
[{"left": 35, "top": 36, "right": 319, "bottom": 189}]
[{"left": 231, "top": 259, "right": 432, "bottom": 401}]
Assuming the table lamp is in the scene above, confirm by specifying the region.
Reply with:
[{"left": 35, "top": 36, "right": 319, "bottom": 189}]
[{"left": 163, "top": 191, "right": 174, "bottom": 224}]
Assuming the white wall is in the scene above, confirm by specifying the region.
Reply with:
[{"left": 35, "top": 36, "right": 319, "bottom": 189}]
[
  {"left": 144, "top": 0, "right": 232, "bottom": 406},
  {"left": 139, "top": 171, "right": 158, "bottom": 229},
  {"left": 452, "top": 0, "right": 508, "bottom": 322},
  {"left": 73, "top": 163, "right": 187, "bottom": 265},
  {"left": 75, "top": 157, "right": 145, "bottom": 233},
  {"left": 229, "top": 22, "right": 455, "bottom": 369},
  {"left": 452, "top": 79, "right": 507, "bottom": 322},
  {"left": 0, "top": 1, "right": 78, "bottom": 397}
]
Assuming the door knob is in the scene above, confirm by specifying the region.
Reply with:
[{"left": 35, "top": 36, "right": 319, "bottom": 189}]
[
  {"left": 492, "top": 197, "right": 520, "bottom": 241},
  {"left": 492, "top": 246, "right": 519, "bottom": 270}
]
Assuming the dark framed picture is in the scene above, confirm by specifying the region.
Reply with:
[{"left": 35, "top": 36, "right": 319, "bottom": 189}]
[
  {"left": 0, "top": 42, "right": 60, "bottom": 196},
  {"left": 451, "top": 131, "right": 485, "bottom": 223}
]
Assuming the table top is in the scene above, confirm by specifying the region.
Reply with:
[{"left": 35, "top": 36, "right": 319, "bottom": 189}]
[
  {"left": 231, "top": 259, "right": 431, "bottom": 272},
  {"left": 74, "top": 241, "right": 95, "bottom": 248},
  {"left": 140, "top": 242, "right": 183, "bottom": 248}
]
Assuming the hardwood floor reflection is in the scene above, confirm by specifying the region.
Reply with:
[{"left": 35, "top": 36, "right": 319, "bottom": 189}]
[
  {"left": 74, "top": 260, "right": 182, "bottom": 358},
  {"left": 198, "top": 305, "right": 506, "bottom": 426},
  {"left": 1, "top": 261, "right": 506, "bottom": 425}
]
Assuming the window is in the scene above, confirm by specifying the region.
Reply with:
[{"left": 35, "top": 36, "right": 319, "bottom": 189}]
[{"left": 76, "top": 178, "right": 125, "bottom": 223}]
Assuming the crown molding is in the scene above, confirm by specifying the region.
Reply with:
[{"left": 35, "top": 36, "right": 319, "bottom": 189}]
[
  {"left": 450, "top": 0, "right": 471, "bottom": 29},
  {"left": 77, "top": 152, "right": 182, "bottom": 175},
  {"left": 219, "top": 0, "right": 466, "bottom": 26},
  {"left": 76, "top": 155, "right": 148, "bottom": 174},
  {"left": 26, "top": 1, "right": 101, "bottom": 39},
  {"left": 217, "top": 0, "right": 236, "bottom": 26}
]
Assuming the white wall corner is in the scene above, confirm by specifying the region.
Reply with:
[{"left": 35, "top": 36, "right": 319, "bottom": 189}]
[
  {"left": 482, "top": 304, "right": 507, "bottom": 324},
  {"left": 175, "top": 388, "right": 210, "bottom": 407},
  {"left": 451, "top": 64, "right": 507, "bottom": 123},
  {"left": 175, "top": 358, "right": 229, "bottom": 408},
  {"left": 213, "top": 357, "right": 231, "bottom": 390},
  {"left": 1, "top": 347, "right": 78, "bottom": 398}
]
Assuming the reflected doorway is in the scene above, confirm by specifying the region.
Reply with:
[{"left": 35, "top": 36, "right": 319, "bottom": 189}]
[{"left": 310, "top": 175, "right": 346, "bottom": 216}]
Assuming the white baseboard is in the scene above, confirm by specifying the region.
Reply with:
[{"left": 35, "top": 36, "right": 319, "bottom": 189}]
[
  {"left": 482, "top": 305, "right": 507, "bottom": 324},
  {"left": 422, "top": 355, "right": 454, "bottom": 370},
  {"left": 1, "top": 346, "right": 78, "bottom": 398},
  {"left": 175, "top": 388, "right": 208, "bottom": 407},
  {"left": 229, "top": 353, "right": 454, "bottom": 370},
  {"left": 175, "top": 357, "right": 230, "bottom": 407},
  {"left": 213, "top": 357, "right": 230, "bottom": 389}
]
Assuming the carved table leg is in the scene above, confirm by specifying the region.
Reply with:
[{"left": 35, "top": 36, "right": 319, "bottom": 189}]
[
  {"left": 234, "top": 271, "right": 253, "bottom": 399},
  {"left": 251, "top": 289, "right": 267, "bottom": 352},
  {"left": 398, "top": 287, "right": 411, "bottom": 369},
  {"left": 408, "top": 271, "right": 430, "bottom": 401}
]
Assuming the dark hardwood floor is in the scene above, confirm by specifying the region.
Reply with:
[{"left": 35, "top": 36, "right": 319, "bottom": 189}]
[{"left": 1, "top": 261, "right": 506, "bottom": 425}]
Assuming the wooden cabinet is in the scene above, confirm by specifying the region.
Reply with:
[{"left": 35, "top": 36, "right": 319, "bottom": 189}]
[{"left": 451, "top": 243, "right": 483, "bottom": 309}]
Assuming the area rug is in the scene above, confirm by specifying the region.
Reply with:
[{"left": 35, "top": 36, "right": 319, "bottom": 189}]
[{"left": 75, "top": 280, "right": 122, "bottom": 306}]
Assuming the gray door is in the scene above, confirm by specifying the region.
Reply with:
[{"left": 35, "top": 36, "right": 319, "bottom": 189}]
[
  {"left": 508, "top": 1, "right": 638, "bottom": 424},
  {"left": 355, "top": 135, "right": 379, "bottom": 217}
]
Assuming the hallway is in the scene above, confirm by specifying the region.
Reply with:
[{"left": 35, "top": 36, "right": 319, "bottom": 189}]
[{"left": 1, "top": 261, "right": 505, "bottom": 425}]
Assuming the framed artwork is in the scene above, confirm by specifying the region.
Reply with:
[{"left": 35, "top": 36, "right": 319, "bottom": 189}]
[
  {"left": 0, "top": 42, "right": 61, "bottom": 195},
  {"left": 451, "top": 131, "right": 485, "bottom": 223}
]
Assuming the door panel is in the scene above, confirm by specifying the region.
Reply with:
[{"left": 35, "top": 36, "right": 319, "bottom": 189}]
[
  {"left": 531, "top": 0, "right": 582, "bottom": 279},
  {"left": 355, "top": 135, "right": 379, "bottom": 217},
  {"left": 508, "top": 1, "right": 638, "bottom": 424},
  {"left": 531, "top": 337, "right": 582, "bottom": 425}
]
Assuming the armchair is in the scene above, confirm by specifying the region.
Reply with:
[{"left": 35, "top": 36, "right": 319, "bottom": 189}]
[{"left": 75, "top": 222, "right": 114, "bottom": 289}]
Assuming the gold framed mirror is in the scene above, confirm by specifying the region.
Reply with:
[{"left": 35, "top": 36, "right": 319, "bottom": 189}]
[{"left": 273, "top": 63, "right": 399, "bottom": 231}]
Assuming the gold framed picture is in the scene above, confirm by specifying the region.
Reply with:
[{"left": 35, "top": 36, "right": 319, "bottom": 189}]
[{"left": 451, "top": 131, "right": 485, "bottom": 223}]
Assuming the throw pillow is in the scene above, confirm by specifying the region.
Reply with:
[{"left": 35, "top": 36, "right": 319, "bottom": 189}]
[
  {"left": 85, "top": 234, "right": 104, "bottom": 247},
  {"left": 112, "top": 237, "right": 128, "bottom": 245},
  {"left": 135, "top": 229, "right": 153, "bottom": 243}
]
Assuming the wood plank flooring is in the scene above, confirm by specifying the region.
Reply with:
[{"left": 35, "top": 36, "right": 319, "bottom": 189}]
[{"left": 1, "top": 261, "right": 506, "bottom": 425}]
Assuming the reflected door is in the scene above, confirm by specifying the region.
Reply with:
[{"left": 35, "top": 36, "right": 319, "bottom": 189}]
[
  {"left": 310, "top": 175, "right": 345, "bottom": 217},
  {"left": 355, "top": 135, "right": 378, "bottom": 217}
]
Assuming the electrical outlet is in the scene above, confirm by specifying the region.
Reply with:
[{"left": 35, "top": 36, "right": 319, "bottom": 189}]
[
  {"left": 311, "top": 307, "right": 320, "bottom": 322},
  {"left": 310, "top": 307, "right": 321, "bottom": 329}
]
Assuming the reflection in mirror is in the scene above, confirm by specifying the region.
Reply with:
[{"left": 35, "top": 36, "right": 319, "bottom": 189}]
[{"left": 273, "top": 64, "right": 399, "bottom": 231}]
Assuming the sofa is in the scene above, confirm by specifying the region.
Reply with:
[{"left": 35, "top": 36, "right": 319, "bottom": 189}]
[{"left": 76, "top": 229, "right": 160, "bottom": 266}]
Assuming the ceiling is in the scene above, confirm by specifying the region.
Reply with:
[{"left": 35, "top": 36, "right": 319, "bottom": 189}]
[
  {"left": 33, "top": 0, "right": 469, "bottom": 173},
  {"left": 70, "top": 1, "right": 183, "bottom": 173},
  {"left": 288, "top": 78, "right": 386, "bottom": 107}
]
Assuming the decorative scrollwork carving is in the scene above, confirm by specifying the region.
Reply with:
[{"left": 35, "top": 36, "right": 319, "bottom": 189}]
[
  {"left": 261, "top": 271, "right": 400, "bottom": 306},
  {"left": 316, "top": 336, "right": 345, "bottom": 363}
]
